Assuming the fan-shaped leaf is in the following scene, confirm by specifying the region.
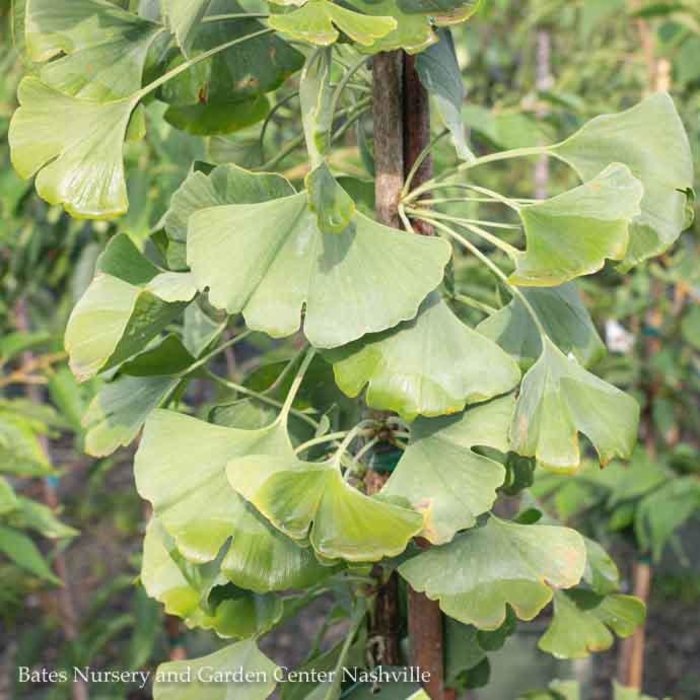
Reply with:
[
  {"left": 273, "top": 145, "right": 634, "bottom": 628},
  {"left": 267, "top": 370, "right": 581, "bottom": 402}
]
[
  {"left": 135, "top": 410, "right": 328, "bottom": 591},
  {"left": 511, "top": 165, "right": 643, "bottom": 286},
  {"left": 510, "top": 338, "right": 639, "bottom": 472},
  {"left": 398, "top": 517, "right": 586, "bottom": 629},
  {"left": 538, "top": 590, "right": 645, "bottom": 659},
  {"left": 551, "top": 93, "right": 694, "bottom": 266},
  {"left": 383, "top": 396, "right": 514, "bottom": 544},
  {"left": 477, "top": 283, "right": 605, "bottom": 369},
  {"left": 65, "top": 236, "right": 195, "bottom": 381},
  {"left": 9, "top": 78, "right": 138, "bottom": 219},
  {"left": 227, "top": 454, "right": 423, "bottom": 561},
  {"left": 329, "top": 294, "right": 519, "bottom": 420},
  {"left": 268, "top": 0, "right": 397, "bottom": 47},
  {"left": 142, "top": 519, "right": 283, "bottom": 638},
  {"left": 152, "top": 640, "right": 278, "bottom": 699},
  {"left": 188, "top": 192, "right": 451, "bottom": 348},
  {"left": 161, "top": 0, "right": 208, "bottom": 53}
]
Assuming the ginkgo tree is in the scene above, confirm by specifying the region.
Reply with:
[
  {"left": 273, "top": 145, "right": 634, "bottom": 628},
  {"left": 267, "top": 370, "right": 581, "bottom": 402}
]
[{"left": 7, "top": 0, "right": 695, "bottom": 697}]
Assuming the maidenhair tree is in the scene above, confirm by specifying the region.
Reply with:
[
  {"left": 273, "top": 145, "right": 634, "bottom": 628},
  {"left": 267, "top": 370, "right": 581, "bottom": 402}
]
[{"left": 8, "top": 0, "right": 694, "bottom": 697}]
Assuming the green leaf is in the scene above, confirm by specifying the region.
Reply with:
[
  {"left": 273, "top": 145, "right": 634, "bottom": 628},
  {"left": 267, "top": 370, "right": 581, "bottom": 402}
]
[
  {"left": 0, "top": 413, "right": 53, "bottom": 477},
  {"left": 396, "top": 0, "right": 481, "bottom": 15},
  {"left": 9, "top": 77, "right": 137, "bottom": 218},
  {"left": 268, "top": 0, "right": 397, "bottom": 47},
  {"left": 416, "top": 29, "right": 474, "bottom": 161},
  {"left": 227, "top": 453, "right": 423, "bottom": 561},
  {"left": 135, "top": 410, "right": 329, "bottom": 591},
  {"left": 11, "top": 498, "right": 78, "bottom": 540},
  {"left": 346, "top": 0, "right": 436, "bottom": 53},
  {"left": 329, "top": 294, "right": 519, "bottom": 420},
  {"left": 398, "top": 517, "right": 586, "bottom": 629},
  {"left": 478, "top": 283, "right": 606, "bottom": 369},
  {"left": 306, "top": 163, "right": 356, "bottom": 234},
  {"left": 583, "top": 538, "right": 620, "bottom": 595},
  {"left": 165, "top": 163, "right": 295, "bottom": 243},
  {"left": 84, "top": 375, "right": 178, "bottom": 457},
  {"left": 188, "top": 191, "right": 451, "bottom": 348},
  {"left": 635, "top": 477, "right": 700, "bottom": 560},
  {"left": 161, "top": 0, "right": 208, "bottom": 54},
  {"left": 510, "top": 338, "right": 639, "bottom": 472},
  {"left": 538, "top": 590, "right": 645, "bottom": 659},
  {"left": 0, "top": 525, "right": 60, "bottom": 584},
  {"left": 0, "top": 477, "right": 19, "bottom": 515},
  {"left": 299, "top": 49, "right": 334, "bottom": 168},
  {"left": 65, "top": 235, "right": 194, "bottom": 381},
  {"left": 511, "top": 165, "right": 643, "bottom": 286},
  {"left": 141, "top": 519, "right": 282, "bottom": 637},
  {"left": 152, "top": 640, "right": 278, "bottom": 699},
  {"left": 25, "top": 0, "right": 162, "bottom": 100},
  {"left": 551, "top": 93, "right": 694, "bottom": 266},
  {"left": 383, "top": 396, "right": 514, "bottom": 544},
  {"left": 607, "top": 448, "right": 667, "bottom": 506},
  {"left": 164, "top": 97, "right": 270, "bottom": 137}
]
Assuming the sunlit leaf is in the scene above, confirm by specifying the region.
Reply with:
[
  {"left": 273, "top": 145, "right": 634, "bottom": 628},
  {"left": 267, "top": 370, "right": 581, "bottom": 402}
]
[
  {"left": 330, "top": 294, "right": 519, "bottom": 420},
  {"left": 383, "top": 396, "right": 514, "bottom": 544},
  {"left": 399, "top": 517, "right": 586, "bottom": 629},
  {"left": 227, "top": 453, "right": 423, "bottom": 561},
  {"left": 551, "top": 93, "right": 694, "bottom": 266},
  {"left": 538, "top": 590, "right": 645, "bottom": 659},
  {"left": 510, "top": 338, "right": 639, "bottom": 472},
  {"left": 9, "top": 78, "right": 137, "bottom": 218},
  {"left": 478, "top": 283, "right": 606, "bottom": 369},
  {"left": 152, "top": 640, "right": 278, "bottom": 699},
  {"left": 160, "top": 0, "right": 208, "bottom": 54},
  {"left": 511, "top": 165, "right": 643, "bottom": 286},
  {"left": 188, "top": 191, "right": 451, "bottom": 348},
  {"left": 268, "top": 0, "right": 397, "bottom": 47}
]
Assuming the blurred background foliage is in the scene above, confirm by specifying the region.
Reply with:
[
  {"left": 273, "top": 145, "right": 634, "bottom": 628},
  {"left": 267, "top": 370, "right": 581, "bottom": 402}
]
[{"left": 0, "top": 0, "right": 698, "bottom": 698}]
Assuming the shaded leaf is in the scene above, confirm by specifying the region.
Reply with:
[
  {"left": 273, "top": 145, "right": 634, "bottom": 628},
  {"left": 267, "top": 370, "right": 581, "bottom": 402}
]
[
  {"left": 510, "top": 338, "right": 639, "bottom": 472},
  {"left": 0, "top": 525, "right": 60, "bottom": 584},
  {"left": 551, "top": 93, "right": 694, "bottom": 266},
  {"left": 511, "top": 165, "right": 643, "bottom": 286},
  {"left": 188, "top": 191, "right": 451, "bottom": 348},
  {"left": 383, "top": 396, "right": 513, "bottom": 544},
  {"left": 416, "top": 29, "right": 473, "bottom": 161},
  {"left": 399, "top": 517, "right": 585, "bottom": 629},
  {"left": 305, "top": 165, "right": 355, "bottom": 235},
  {"left": 330, "top": 294, "right": 519, "bottom": 420},
  {"left": 478, "top": 283, "right": 605, "bottom": 369}
]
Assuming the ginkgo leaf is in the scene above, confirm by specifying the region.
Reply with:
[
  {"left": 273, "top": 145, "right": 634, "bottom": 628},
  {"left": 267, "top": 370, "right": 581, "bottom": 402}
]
[
  {"left": 511, "top": 165, "right": 643, "bottom": 286},
  {"left": 538, "top": 590, "right": 645, "bottom": 659},
  {"left": 305, "top": 163, "right": 356, "bottom": 234},
  {"left": 160, "top": 0, "right": 208, "bottom": 54},
  {"left": 477, "top": 283, "right": 606, "bottom": 369},
  {"left": 510, "top": 338, "right": 639, "bottom": 472},
  {"left": 268, "top": 0, "right": 397, "bottom": 47},
  {"left": 65, "top": 236, "right": 194, "bottom": 381},
  {"left": 346, "top": 0, "right": 436, "bottom": 53},
  {"left": 152, "top": 640, "right": 278, "bottom": 700},
  {"left": 396, "top": 0, "right": 481, "bottom": 15},
  {"left": 141, "top": 519, "right": 283, "bottom": 638},
  {"left": 329, "top": 294, "right": 519, "bottom": 420},
  {"left": 550, "top": 93, "right": 694, "bottom": 266},
  {"left": 188, "top": 192, "right": 451, "bottom": 348},
  {"left": 165, "top": 163, "right": 294, "bottom": 243},
  {"left": 383, "top": 395, "right": 514, "bottom": 544},
  {"left": 9, "top": 78, "right": 138, "bottom": 218},
  {"left": 84, "top": 375, "right": 179, "bottom": 457},
  {"left": 135, "top": 409, "right": 329, "bottom": 591},
  {"left": 398, "top": 517, "right": 586, "bottom": 629},
  {"left": 25, "top": 0, "right": 162, "bottom": 100},
  {"left": 227, "top": 454, "right": 423, "bottom": 561}
]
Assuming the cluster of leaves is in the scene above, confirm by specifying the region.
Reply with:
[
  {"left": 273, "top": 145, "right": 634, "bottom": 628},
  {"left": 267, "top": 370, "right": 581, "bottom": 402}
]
[{"left": 4, "top": 0, "right": 697, "bottom": 697}]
